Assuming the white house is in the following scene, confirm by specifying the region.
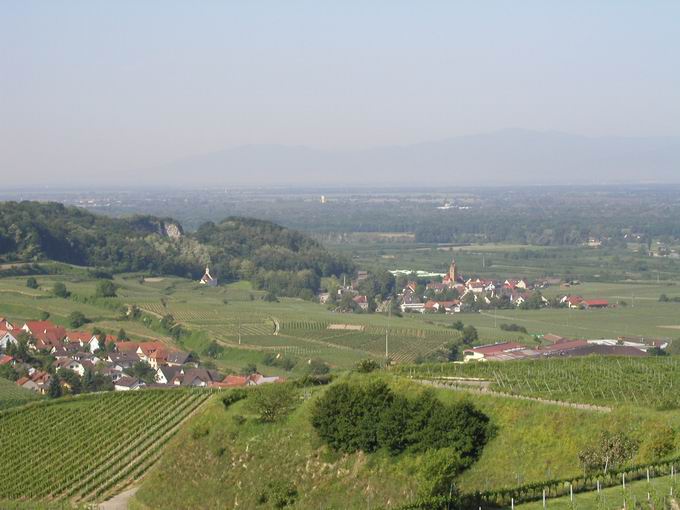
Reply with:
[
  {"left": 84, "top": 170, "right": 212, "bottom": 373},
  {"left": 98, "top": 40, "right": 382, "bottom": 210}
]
[
  {"left": 54, "top": 358, "right": 86, "bottom": 376},
  {"left": 0, "top": 330, "right": 18, "bottom": 350}
]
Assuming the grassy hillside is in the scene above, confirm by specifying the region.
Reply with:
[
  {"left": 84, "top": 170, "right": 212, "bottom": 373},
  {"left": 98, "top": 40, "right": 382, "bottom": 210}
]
[
  {"left": 130, "top": 375, "right": 680, "bottom": 509},
  {"left": 0, "top": 377, "right": 41, "bottom": 410},
  {"left": 0, "top": 389, "right": 210, "bottom": 505}
]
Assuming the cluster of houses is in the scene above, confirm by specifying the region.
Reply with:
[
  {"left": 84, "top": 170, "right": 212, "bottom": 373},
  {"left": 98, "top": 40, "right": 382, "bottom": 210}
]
[
  {"left": 0, "top": 316, "right": 283, "bottom": 394},
  {"left": 319, "top": 271, "right": 372, "bottom": 311},
  {"left": 398, "top": 259, "right": 610, "bottom": 314},
  {"left": 463, "top": 334, "right": 668, "bottom": 362}
]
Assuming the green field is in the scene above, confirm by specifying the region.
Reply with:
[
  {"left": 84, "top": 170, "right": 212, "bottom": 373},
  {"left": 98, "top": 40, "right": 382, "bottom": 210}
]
[
  {"left": 0, "top": 389, "right": 210, "bottom": 504},
  {"left": 0, "top": 377, "right": 41, "bottom": 410}
]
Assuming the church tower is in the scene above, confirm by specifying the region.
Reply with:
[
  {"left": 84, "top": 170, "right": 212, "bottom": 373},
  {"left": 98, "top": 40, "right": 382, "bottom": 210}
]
[{"left": 449, "top": 258, "right": 458, "bottom": 283}]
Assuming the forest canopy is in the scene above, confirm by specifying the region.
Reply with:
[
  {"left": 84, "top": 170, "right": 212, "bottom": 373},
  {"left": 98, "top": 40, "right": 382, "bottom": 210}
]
[{"left": 0, "top": 202, "right": 352, "bottom": 297}]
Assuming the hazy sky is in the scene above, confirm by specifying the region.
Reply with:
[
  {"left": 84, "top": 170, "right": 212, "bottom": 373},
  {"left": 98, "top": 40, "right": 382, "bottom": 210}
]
[{"left": 1, "top": 1, "right": 679, "bottom": 184}]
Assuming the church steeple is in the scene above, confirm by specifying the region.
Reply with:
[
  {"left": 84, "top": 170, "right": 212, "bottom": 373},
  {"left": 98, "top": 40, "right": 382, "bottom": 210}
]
[{"left": 449, "top": 258, "right": 458, "bottom": 283}]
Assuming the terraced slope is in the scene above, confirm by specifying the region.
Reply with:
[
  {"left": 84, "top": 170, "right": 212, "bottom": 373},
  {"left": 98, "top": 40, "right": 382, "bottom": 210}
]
[{"left": 0, "top": 389, "right": 211, "bottom": 504}]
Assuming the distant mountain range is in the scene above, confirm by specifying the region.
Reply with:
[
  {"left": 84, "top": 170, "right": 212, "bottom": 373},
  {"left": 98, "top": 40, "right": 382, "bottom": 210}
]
[{"left": 149, "top": 129, "right": 680, "bottom": 186}]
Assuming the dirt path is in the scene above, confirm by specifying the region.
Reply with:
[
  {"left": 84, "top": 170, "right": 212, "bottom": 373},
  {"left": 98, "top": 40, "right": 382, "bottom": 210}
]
[
  {"left": 98, "top": 487, "right": 139, "bottom": 510},
  {"left": 417, "top": 379, "right": 612, "bottom": 413}
]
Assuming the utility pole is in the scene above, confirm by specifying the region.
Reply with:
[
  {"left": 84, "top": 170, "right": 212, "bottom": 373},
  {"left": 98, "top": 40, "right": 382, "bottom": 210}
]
[{"left": 385, "top": 301, "right": 391, "bottom": 359}]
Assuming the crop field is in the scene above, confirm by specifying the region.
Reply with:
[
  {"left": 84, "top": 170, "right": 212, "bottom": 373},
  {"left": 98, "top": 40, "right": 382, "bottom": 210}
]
[
  {"left": 0, "top": 377, "right": 41, "bottom": 411},
  {"left": 401, "top": 356, "right": 680, "bottom": 409},
  {"left": 0, "top": 389, "right": 211, "bottom": 504}
]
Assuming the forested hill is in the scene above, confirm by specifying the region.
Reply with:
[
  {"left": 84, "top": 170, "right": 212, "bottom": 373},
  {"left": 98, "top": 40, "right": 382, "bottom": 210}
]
[{"left": 0, "top": 202, "right": 351, "bottom": 296}]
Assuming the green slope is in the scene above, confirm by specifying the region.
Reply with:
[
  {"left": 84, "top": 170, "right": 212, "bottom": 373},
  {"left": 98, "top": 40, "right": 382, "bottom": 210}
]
[{"left": 130, "top": 376, "right": 680, "bottom": 510}]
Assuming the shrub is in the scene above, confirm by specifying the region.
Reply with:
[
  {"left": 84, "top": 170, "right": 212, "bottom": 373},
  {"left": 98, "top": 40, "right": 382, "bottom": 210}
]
[
  {"left": 638, "top": 423, "right": 675, "bottom": 462},
  {"left": 68, "top": 311, "right": 89, "bottom": 328},
  {"left": 500, "top": 323, "right": 528, "bottom": 334},
  {"left": 311, "top": 381, "right": 492, "bottom": 459},
  {"left": 191, "top": 424, "right": 210, "bottom": 440},
  {"left": 53, "top": 282, "right": 70, "bottom": 298},
  {"left": 222, "top": 389, "right": 248, "bottom": 409},
  {"left": 26, "top": 277, "right": 38, "bottom": 289},
  {"left": 417, "top": 447, "right": 467, "bottom": 498},
  {"left": 95, "top": 280, "right": 117, "bottom": 298},
  {"left": 461, "top": 325, "right": 478, "bottom": 345},
  {"left": 249, "top": 383, "right": 297, "bottom": 422},
  {"left": 257, "top": 480, "right": 298, "bottom": 509},
  {"left": 307, "top": 358, "right": 330, "bottom": 375},
  {"left": 356, "top": 359, "right": 381, "bottom": 373}
]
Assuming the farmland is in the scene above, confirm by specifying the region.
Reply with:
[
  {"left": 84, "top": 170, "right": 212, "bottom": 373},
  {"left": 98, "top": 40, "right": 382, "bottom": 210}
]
[
  {"left": 2, "top": 269, "right": 680, "bottom": 373},
  {"left": 399, "top": 357, "right": 680, "bottom": 409},
  {"left": 0, "top": 389, "right": 210, "bottom": 504},
  {"left": 0, "top": 377, "right": 41, "bottom": 411}
]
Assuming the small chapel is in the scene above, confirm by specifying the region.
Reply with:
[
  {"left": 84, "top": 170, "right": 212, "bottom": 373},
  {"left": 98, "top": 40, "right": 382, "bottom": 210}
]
[{"left": 199, "top": 267, "right": 218, "bottom": 287}]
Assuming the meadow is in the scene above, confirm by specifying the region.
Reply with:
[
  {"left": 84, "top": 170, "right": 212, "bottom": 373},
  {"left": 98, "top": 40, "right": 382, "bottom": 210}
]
[{"left": 0, "top": 389, "right": 210, "bottom": 504}]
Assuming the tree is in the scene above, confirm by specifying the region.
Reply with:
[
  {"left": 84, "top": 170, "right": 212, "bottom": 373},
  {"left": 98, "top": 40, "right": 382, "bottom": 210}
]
[
  {"left": 52, "top": 282, "right": 70, "bottom": 298},
  {"left": 127, "top": 361, "right": 156, "bottom": 384},
  {"left": 249, "top": 383, "right": 297, "bottom": 422},
  {"left": 26, "top": 277, "right": 38, "bottom": 289},
  {"left": 95, "top": 280, "right": 117, "bottom": 298},
  {"left": 68, "top": 311, "right": 88, "bottom": 328},
  {"left": 58, "top": 368, "right": 81, "bottom": 395},
  {"left": 39, "top": 310, "right": 50, "bottom": 320},
  {"left": 116, "top": 328, "right": 129, "bottom": 341},
  {"left": 461, "top": 325, "right": 478, "bottom": 345},
  {"left": 13, "top": 332, "right": 31, "bottom": 363},
  {"left": 48, "top": 375, "right": 62, "bottom": 398},
  {"left": 204, "top": 340, "right": 224, "bottom": 359},
  {"left": 578, "top": 431, "right": 638, "bottom": 474}
]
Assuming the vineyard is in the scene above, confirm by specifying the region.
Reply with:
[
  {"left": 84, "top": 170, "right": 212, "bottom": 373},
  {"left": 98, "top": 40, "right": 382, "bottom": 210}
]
[
  {"left": 280, "top": 320, "right": 458, "bottom": 362},
  {"left": 0, "top": 377, "right": 41, "bottom": 411},
  {"left": 399, "top": 357, "right": 680, "bottom": 409},
  {"left": 0, "top": 389, "right": 211, "bottom": 503}
]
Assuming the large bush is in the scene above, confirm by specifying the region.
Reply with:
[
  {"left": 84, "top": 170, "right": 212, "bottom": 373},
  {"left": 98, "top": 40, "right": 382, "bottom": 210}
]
[{"left": 311, "top": 381, "right": 492, "bottom": 461}]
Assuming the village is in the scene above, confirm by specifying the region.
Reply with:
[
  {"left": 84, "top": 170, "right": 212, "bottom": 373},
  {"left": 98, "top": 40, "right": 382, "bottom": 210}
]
[
  {"left": 322, "top": 258, "right": 614, "bottom": 315},
  {"left": 0, "top": 316, "right": 283, "bottom": 395}
]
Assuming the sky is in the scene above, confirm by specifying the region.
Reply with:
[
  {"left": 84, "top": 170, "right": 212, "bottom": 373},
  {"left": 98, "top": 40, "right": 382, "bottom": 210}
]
[{"left": 1, "top": 1, "right": 679, "bottom": 186}]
